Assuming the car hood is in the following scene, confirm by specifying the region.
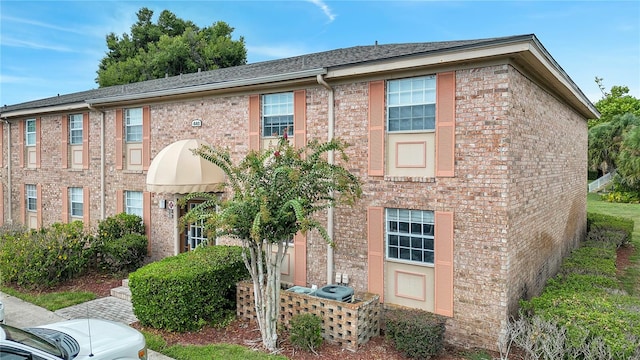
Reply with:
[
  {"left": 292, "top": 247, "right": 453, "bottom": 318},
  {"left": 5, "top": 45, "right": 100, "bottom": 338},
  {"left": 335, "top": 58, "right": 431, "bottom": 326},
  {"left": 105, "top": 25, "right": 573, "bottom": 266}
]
[{"left": 35, "top": 319, "right": 144, "bottom": 360}]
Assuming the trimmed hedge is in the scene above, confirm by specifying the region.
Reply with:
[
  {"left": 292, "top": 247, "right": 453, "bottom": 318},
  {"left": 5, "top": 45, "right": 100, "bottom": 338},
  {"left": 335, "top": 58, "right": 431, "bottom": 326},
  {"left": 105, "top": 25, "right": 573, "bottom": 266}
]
[
  {"left": 129, "top": 245, "right": 248, "bottom": 332},
  {"left": 289, "top": 313, "right": 323, "bottom": 353},
  {"left": 384, "top": 307, "right": 446, "bottom": 359},
  {"left": 96, "top": 213, "right": 147, "bottom": 273}
]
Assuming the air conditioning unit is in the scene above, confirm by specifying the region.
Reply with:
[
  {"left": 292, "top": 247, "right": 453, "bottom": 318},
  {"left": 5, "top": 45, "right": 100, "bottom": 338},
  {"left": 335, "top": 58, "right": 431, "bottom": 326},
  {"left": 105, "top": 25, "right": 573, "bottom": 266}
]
[{"left": 315, "top": 284, "right": 354, "bottom": 302}]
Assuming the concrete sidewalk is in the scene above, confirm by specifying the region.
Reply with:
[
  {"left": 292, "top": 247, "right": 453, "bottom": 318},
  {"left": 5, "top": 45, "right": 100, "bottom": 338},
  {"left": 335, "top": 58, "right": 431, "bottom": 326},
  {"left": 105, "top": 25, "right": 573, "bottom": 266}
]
[{"left": 0, "top": 292, "right": 174, "bottom": 360}]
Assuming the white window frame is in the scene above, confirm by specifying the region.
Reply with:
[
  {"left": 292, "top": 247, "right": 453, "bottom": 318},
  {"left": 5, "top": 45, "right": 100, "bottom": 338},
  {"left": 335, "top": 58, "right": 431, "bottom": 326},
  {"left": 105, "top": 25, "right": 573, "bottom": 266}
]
[
  {"left": 69, "top": 114, "right": 83, "bottom": 145},
  {"left": 26, "top": 184, "right": 37, "bottom": 212},
  {"left": 25, "top": 119, "right": 36, "bottom": 146},
  {"left": 262, "top": 92, "right": 293, "bottom": 137},
  {"left": 387, "top": 75, "right": 436, "bottom": 132},
  {"left": 125, "top": 108, "right": 143, "bottom": 143},
  {"left": 386, "top": 208, "right": 435, "bottom": 265},
  {"left": 69, "top": 187, "right": 83, "bottom": 218},
  {"left": 125, "top": 191, "right": 143, "bottom": 217}
]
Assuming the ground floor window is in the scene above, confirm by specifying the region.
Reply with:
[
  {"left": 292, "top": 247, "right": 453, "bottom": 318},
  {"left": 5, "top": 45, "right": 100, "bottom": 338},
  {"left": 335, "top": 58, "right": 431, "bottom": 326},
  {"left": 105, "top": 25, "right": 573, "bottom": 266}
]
[
  {"left": 386, "top": 208, "right": 434, "bottom": 264},
  {"left": 125, "top": 191, "right": 143, "bottom": 217},
  {"left": 69, "top": 187, "right": 83, "bottom": 218},
  {"left": 26, "top": 184, "right": 37, "bottom": 212}
]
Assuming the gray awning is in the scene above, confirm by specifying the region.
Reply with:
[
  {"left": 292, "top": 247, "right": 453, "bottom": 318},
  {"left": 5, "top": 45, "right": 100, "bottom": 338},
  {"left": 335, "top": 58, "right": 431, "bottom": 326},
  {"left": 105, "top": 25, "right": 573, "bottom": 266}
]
[{"left": 146, "top": 139, "right": 225, "bottom": 194}]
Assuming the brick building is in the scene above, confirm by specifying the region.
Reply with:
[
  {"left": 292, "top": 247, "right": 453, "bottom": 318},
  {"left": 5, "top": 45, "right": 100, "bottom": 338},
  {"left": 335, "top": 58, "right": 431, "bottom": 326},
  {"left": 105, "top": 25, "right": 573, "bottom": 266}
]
[{"left": 0, "top": 34, "right": 598, "bottom": 349}]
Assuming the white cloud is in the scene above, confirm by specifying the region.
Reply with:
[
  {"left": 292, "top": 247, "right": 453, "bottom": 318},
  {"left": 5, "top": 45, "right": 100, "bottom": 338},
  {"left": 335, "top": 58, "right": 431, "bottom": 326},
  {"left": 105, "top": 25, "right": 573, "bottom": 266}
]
[
  {"left": 1, "top": 37, "right": 74, "bottom": 52},
  {"left": 307, "top": 0, "right": 336, "bottom": 22}
]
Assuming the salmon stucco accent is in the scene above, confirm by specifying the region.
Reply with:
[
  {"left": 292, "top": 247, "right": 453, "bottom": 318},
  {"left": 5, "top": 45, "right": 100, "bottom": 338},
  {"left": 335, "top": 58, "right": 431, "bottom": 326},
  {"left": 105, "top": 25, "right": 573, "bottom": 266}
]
[
  {"left": 83, "top": 112, "right": 90, "bottom": 169},
  {"left": 18, "top": 120, "right": 24, "bottom": 168},
  {"left": 61, "top": 187, "right": 69, "bottom": 223},
  {"left": 368, "top": 81, "right": 385, "bottom": 176},
  {"left": 435, "top": 72, "right": 456, "bottom": 177},
  {"left": 293, "top": 232, "right": 307, "bottom": 286},
  {"left": 83, "top": 187, "right": 91, "bottom": 226},
  {"left": 248, "top": 95, "right": 260, "bottom": 151},
  {"left": 115, "top": 109, "right": 123, "bottom": 170},
  {"left": 367, "top": 206, "right": 384, "bottom": 301},
  {"left": 142, "top": 106, "right": 150, "bottom": 171},
  {"left": 0, "top": 183, "right": 4, "bottom": 226},
  {"left": 35, "top": 118, "right": 41, "bottom": 168},
  {"left": 116, "top": 190, "right": 124, "bottom": 213},
  {"left": 434, "top": 211, "right": 454, "bottom": 317},
  {"left": 144, "top": 191, "right": 152, "bottom": 253},
  {"left": 61, "top": 115, "right": 68, "bottom": 168},
  {"left": 293, "top": 90, "right": 306, "bottom": 149}
]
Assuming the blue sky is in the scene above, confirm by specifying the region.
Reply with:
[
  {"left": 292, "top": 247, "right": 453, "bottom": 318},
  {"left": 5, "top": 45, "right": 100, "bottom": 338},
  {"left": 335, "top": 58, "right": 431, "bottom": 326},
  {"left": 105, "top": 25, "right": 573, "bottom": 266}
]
[{"left": 1, "top": 0, "right": 638, "bottom": 107}]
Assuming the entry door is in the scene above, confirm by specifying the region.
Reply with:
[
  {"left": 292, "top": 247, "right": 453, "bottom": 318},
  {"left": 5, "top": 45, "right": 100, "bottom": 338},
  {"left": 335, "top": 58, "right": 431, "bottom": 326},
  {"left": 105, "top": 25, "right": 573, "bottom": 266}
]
[{"left": 181, "top": 200, "right": 208, "bottom": 252}]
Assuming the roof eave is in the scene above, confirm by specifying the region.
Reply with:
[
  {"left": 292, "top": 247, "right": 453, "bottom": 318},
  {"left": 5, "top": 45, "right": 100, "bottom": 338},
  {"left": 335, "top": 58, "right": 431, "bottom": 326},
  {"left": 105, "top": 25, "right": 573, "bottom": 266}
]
[
  {"left": 86, "top": 68, "right": 327, "bottom": 106},
  {"left": 0, "top": 102, "right": 90, "bottom": 119}
]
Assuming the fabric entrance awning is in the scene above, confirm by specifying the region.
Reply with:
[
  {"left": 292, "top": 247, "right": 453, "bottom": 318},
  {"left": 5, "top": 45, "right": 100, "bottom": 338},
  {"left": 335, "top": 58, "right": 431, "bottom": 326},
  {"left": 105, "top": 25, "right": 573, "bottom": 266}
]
[{"left": 146, "top": 139, "right": 225, "bottom": 194}]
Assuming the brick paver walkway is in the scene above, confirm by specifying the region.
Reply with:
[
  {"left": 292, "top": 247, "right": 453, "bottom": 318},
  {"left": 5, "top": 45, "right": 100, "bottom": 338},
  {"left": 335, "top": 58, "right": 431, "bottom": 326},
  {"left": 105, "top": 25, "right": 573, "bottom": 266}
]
[{"left": 55, "top": 296, "right": 138, "bottom": 324}]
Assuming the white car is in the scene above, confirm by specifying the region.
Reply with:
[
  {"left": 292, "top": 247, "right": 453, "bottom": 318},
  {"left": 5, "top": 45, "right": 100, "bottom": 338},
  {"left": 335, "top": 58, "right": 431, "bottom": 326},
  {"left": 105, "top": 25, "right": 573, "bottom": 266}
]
[{"left": 0, "top": 318, "right": 147, "bottom": 360}]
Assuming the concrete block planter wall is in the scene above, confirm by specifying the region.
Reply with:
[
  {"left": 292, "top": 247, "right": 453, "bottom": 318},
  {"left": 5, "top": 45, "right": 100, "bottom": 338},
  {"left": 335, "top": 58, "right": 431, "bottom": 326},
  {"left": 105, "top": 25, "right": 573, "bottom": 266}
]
[{"left": 236, "top": 281, "right": 380, "bottom": 351}]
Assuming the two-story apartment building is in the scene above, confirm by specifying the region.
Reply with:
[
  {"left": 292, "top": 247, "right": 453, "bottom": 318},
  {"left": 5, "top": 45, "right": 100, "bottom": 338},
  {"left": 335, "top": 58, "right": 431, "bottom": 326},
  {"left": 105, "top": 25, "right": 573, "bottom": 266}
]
[{"left": 0, "top": 34, "right": 598, "bottom": 349}]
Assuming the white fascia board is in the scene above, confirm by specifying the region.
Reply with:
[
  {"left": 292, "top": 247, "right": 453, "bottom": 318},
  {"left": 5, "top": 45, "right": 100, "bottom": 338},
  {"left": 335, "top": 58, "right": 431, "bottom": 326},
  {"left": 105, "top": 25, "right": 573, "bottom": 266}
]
[{"left": 1, "top": 102, "right": 89, "bottom": 119}]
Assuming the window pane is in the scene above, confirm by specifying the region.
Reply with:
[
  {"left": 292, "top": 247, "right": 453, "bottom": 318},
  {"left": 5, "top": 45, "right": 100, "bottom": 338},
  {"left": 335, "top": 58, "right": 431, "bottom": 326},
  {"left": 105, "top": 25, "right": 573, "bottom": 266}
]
[
  {"left": 125, "top": 191, "right": 143, "bottom": 217},
  {"left": 125, "top": 108, "right": 143, "bottom": 143},
  {"left": 25, "top": 119, "right": 36, "bottom": 146},
  {"left": 69, "top": 187, "right": 83, "bottom": 217},
  {"left": 69, "top": 114, "right": 83, "bottom": 145},
  {"left": 262, "top": 92, "right": 293, "bottom": 137},
  {"left": 386, "top": 208, "right": 435, "bottom": 264},
  {"left": 387, "top": 76, "right": 436, "bottom": 132}
]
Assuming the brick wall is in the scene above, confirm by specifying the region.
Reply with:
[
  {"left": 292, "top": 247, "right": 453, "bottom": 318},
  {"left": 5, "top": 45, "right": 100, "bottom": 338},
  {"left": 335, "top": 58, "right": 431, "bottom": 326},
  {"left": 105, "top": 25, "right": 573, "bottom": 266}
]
[{"left": 2, "top": 62, "right": 588, "bottom": 351}]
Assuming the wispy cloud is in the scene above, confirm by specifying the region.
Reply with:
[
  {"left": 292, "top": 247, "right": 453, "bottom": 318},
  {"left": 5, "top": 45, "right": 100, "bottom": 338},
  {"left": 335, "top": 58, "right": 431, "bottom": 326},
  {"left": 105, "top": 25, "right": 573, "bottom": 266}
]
[
  {"left": 0, "top": 15, "right": 86, "bottom": 35},
  {"left": 307, "top": 0, "right": 336, "bottom": 22},
  {"left": 1, "top": 37, "right": 74, "bottom": 52}
]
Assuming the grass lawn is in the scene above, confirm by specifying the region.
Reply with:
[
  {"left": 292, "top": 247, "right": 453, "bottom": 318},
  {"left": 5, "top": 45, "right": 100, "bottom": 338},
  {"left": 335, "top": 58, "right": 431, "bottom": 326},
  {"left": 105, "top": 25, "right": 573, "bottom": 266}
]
[{"left": 587, "top": 192, "right": 640, "bottom": 295}]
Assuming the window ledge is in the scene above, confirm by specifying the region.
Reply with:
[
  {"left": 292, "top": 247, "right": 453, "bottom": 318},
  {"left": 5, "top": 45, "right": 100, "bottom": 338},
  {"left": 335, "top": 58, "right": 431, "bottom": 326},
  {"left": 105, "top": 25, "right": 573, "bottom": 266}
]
[
  {"left": 386, "top": 258, "right": 435, "bottom": 268},
  {"left": 123, "top": 170, "right": 144, "bottom": 174},
  {"left": 384, "top": 176, "right": 436, "bottom": 183}
]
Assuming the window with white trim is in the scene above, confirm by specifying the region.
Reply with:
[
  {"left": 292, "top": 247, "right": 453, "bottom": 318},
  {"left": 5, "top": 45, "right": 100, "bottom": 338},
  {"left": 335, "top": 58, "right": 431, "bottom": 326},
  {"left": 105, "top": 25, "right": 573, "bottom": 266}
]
[
  {"left": 386, "top": 208, "right": 434, "bottom": 264},
  {"left": 125, "top": 108, "right": 143, "bottom": 143},
  {"left": 125, "top": 191, "right": 143, "bottom": 217},
  {"left": 26, "top": 184, "right": 37, "bottom": 212},
  {"left": 69, "top": 187, "right": 83, "bottom": 218},
  {"left": 262, "top": 92, "right": 293, "bottom": 137},
  {"left": 69, "top": 114, "right": 83, "bottom": 145},
  {"left": 25, "top": 119, "right": 36, "bottom": 146},
  {"left": 387, "top": 76, "right": 436, "bottom": 132}
]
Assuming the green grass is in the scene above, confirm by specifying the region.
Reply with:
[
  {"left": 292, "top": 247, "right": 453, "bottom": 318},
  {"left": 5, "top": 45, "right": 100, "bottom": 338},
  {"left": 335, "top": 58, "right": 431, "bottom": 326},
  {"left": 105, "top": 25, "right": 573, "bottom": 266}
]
[
  {"left": 587, "top": 192, "right": 640, "bottom": 295},
  {"left": 0, "top": 286, "right": 96, "bottom": 311},
  {"left": 141, "top": 331, "right": 288, "bottom": 360}
]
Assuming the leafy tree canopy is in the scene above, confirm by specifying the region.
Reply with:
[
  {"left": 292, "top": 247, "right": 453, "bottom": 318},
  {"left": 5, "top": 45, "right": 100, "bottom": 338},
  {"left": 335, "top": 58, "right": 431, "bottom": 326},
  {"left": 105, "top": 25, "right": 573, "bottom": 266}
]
[
  {"left": 96, "top": 7, "right": 247, "bottom": 87},
  {"left": 589, "top": 78, "right": 640, "bottom": 128},
  {"left": 180, "top": 136, "right": 362, "bottom": 351}
]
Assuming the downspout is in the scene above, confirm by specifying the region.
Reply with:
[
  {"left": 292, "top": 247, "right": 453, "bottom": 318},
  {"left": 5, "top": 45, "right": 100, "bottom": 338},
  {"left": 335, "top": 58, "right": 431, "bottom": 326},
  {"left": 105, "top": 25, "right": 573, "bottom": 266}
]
[
  {"left": 87, "top": 105, "right": 106, "bottom": 220},
  {"left": 317, "top": 74, "right": 335, "bottom": 285},
  {"left": 2, "top": 119, "right": 12, "bottom": 223}
]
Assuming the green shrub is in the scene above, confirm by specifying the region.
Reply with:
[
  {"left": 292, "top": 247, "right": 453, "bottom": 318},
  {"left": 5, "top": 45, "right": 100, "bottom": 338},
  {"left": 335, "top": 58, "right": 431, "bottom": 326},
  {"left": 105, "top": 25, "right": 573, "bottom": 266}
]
[
  {"left": 586, "top": 212, "right": 634, "bottom": 246},
  {"left": 384, "top": 307, "right": 445, "bottom": 359},
  {"left": 560, "top": 244, "right": 616, "bottom": 277},
  {"left": 100, "top": 233, "right": 148, "bottom": 273},
  {"left": 129, "top": 245, "right": 249, "bottom": 332},
  {"left": 289, "top": 313, "right": 323, "bottom": 353},
  {"left": 0, "top": 221, "right": 94, "bottom": 289},
  {"left": 602, "top": 190, "right": 640, "bottom": 204},
  {"left": 97, "top": 212, "right": 145, "bottom": 240},
  {"left": 96, "top": 213, "right": 147, "bottom": 273}
]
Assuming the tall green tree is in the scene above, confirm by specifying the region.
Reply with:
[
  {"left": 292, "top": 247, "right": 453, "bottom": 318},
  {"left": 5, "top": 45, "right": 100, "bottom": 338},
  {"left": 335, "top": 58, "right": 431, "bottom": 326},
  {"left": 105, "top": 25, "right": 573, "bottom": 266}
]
[
  {"left": 589, "top": 78, "right": 640, "bottom": 128},
  {"left": 97, "top": 8, "right": 246, "bottom": 87},
  {"left": 181, "top": 136, "right": 362, "bottom": 351}
]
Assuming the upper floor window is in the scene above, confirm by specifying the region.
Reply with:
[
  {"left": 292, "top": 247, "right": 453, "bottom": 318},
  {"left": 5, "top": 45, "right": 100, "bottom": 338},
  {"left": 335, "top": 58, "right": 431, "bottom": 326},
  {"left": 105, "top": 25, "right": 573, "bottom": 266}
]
[
  {"left": 386, "top": 208, "right": 434, "bottom": 264},
  {"left": 262, "top": 92, "right": 293, "bottom": 137},
  {"left": 69, "top": 114, "right": 83, "bottom": 145},
  {"left": 26, "top": 184, "right": 37, "bottom": 212},
  {"left": 387, "top": 76, "right": 436, "bottom": 132},
  {"left": 125, "top": 108, "right": 143, "bottom": 143},
  {"left": 69, "top": 187, "right": 83, "bottom": 218},
  {"left": 125, "top": 191, "right": 143, "bottom": 217},
  {"left": 25, "top": 119, "right": 36, "bottom": 146}
]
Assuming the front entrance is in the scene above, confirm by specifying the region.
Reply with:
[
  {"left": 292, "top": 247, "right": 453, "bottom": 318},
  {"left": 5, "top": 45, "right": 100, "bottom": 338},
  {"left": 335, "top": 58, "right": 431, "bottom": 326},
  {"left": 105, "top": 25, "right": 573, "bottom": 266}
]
[{"left": 180, "top": 200, "right": 208, "bottom": 252}]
